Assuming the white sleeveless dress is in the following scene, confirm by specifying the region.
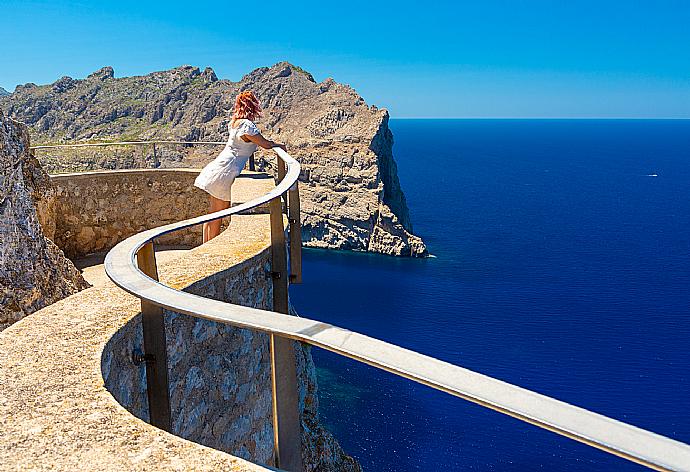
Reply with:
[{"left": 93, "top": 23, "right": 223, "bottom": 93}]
[{"left": 193, "top": 119, "right": 260, "bottom": 201}]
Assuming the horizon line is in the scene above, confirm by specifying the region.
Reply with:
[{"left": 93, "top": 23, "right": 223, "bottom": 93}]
[{"left": 392, "top": 117, "right": 690, "bottom": 120}]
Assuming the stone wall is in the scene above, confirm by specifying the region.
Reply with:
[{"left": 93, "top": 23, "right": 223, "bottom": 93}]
[
  {"left": 102, "top": 250, "right": 275, "bottom": 462},
  {"left": 101, "top": 216, "right": 360, "bottom": 471},
  {"left": 49, "top": 169, "right": 208, "bottom": 258}
]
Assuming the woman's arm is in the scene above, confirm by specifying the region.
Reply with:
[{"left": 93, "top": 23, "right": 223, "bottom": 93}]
[{"left": 243, "top": 132, "right": 287, "bottom": 151}]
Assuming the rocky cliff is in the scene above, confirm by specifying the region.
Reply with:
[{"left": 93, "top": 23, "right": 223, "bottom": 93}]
[
  {"left": 0, "top": 62, "right": 427, "bottom": 257},
  {"left": 0, "top": 110, "right": 88, "bottom": 331}
]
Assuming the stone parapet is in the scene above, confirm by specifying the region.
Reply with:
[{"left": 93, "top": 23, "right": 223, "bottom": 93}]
[
  {"left": 48, "top": 169, "right": 272, "bottom": 258},
  {"left": 0, "top": 169, "right": 359, "bottom": 471}
]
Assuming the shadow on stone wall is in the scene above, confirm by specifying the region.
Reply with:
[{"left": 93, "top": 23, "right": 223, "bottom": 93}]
[
  {"left": 100, "top": 237, "right": 361, "bottom": 471},
  {"left": 101, "top": 249, "right": 275, "bottom": 463}
]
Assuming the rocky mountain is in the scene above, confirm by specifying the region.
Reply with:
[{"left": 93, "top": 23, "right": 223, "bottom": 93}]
[
  {"left": 0, "top": 62, "right": 427, "bottom": 257},
  {"left": 0, "top": 110, "right": 89, "bottom": 331},
  {"left": 0, "top": 87, "right": 9, "bottom": 97}
]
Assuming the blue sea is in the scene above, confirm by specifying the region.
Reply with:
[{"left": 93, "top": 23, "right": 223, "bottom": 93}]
[{"left": 291, "top": 119, "right": 690, "bottom": 471}]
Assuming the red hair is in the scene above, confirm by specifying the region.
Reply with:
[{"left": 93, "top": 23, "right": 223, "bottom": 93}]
[{"left": 232, "top": 90, "right": 261, "bottom": 123}]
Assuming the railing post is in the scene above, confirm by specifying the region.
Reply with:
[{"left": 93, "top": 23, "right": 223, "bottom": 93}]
[
  {"left": 136, "top": 242, "right": 172, "bottom": 432},
  {"left": 152, "top": 143, "right": 159, "bottom": 168},
  {"left": 249, "top": 152, "right": 256, "bottom": 171},
  {"left": 276, "top": 156, "right": 288, "bottom": 207},
  {"left": 268, "top": 196, "right": 303, "bottom": 472},
  {"left": 288, "top": 182, "right": 302, "bottom": 284},
  {"left": 277, "top": 155, "right": 286, "bottom": 182}
]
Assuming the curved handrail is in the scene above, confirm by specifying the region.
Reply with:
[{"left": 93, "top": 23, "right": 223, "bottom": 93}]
[{"left": 76, "top": 144, "right": 690, "bottom": 471}]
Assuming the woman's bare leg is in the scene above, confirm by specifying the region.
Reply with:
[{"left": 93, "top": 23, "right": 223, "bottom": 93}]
[{"left": 202, "top": 193, "right": 231, "bottom": 243}]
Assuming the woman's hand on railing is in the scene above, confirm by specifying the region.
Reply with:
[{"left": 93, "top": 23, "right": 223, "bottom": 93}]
[
  {"left": 245, "top": 133, "right": 286, "bottom": 152},
  {"left": 272, "top": 142, "right": 287, "bottom": 152}
]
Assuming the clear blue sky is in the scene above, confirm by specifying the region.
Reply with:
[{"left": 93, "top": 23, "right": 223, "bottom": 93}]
[{"left": 2, "top": 0, "right": 689, "bottom": 118}]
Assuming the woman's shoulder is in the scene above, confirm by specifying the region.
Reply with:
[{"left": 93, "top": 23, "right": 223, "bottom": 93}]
[
  {"left": 229, "top": 118, "right": 254, "bottom": 127},
  {"left": 231, "top": 118, "right": 259, "bottom": 135}
]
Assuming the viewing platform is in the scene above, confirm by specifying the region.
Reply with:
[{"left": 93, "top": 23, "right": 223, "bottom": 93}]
[{"left": 0, "top": 170, "right": 275, "bottom": 471}]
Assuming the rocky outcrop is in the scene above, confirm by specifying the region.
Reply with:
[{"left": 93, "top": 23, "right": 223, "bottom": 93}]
[
  {"left": 0, "top": 111, "right": 89, "bottom": 331},
  {"left": 1, "top": 62, "right": 427, "bottom": 257},
  {"left": 0, "top": 87, "right": 9, "bottom": 97}
]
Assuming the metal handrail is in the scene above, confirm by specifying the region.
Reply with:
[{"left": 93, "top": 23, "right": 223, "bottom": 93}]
[
  {"left": 40, "top": 141, "right": 690, "bottom": 471},
  {"left": 31, "top": 139, "right": 259, "bottom": 174},
  {"left": 31, "top": 140, "right": 227, "bottom": 149}
]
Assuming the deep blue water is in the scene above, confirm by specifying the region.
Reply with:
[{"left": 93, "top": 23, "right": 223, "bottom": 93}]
[{"left": 291, "top": 119, "right": 690, "bottom": 471}]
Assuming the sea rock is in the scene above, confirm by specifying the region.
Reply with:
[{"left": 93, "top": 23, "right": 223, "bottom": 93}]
[
  {"left": 0, "top": 62, "right": 428, "bottom": 257},
  {"left": 0, "top": 110, "right": 88, "bottom": 331}
]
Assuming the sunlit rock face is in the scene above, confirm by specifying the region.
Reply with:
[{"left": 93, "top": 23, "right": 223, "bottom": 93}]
[
  {"left": 1, "top": 62, "right": 427, "bottom": 257},
  {"left": 0, "top": 111, "right": 88, "bottom": 331}
]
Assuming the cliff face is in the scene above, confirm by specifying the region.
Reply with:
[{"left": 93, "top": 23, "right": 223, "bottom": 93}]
[
  {"left": 1, "top": 62, "right": 427, "bottom": 257},
  {"left": 0, "top": 110, "right": 88, "bottom": 331}
]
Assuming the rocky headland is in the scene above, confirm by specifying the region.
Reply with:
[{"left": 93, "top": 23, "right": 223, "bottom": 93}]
[
  {"left": 0, "top": 110, "right": 88, "bottom": 331},
  {"left": 0, "top": 62, "right": 427, "bottom": 257}
]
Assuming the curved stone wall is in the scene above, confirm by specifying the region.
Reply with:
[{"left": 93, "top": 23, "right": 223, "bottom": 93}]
[
  {"left": 49, "top": 169, "right": 208, "bottom": 258},
  {"left": 0, "top": 169, "right": 360, "bottom": 471},
  {"left": 101, "top": 214, "right": 359, "bottom": 471},
  {"left": 101, "top": 216, "right": 276, "bottom": 462}
]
